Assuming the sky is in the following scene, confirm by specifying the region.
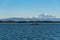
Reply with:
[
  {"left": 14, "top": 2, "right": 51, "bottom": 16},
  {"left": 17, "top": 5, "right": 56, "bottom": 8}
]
[{"left": 0, "top": 0, "right": 60, "bottom": 18}]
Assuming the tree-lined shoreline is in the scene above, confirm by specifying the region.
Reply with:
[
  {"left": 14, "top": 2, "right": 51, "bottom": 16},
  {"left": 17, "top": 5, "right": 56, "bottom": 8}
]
[{"left": 0, "top": 21, "right": 60, "bottom": 23}]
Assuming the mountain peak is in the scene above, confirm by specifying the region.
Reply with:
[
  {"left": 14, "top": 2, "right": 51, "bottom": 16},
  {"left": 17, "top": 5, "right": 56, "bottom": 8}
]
[
  {"left": 0, "top": 14, "right": 60, "bottom": 21},
  {"left": 37, "top": 14, "right": 56, "bottom": 18}
]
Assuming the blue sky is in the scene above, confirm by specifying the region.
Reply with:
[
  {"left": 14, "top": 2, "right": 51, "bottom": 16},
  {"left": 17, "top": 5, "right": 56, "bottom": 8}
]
[{"left": 0, "top": 0, "right": 60, "bottom": 18}]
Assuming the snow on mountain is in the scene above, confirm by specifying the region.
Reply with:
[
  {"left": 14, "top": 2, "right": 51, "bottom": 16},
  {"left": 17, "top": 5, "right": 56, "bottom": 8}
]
[
  {"left": 36, "top": 14, "right": 57, "bottom": 21},
  {"left": 37, "top": 14, "right": 56, "bottom": 18},
  {"left": 31, "top": 14, "right": 58, "bottom": 21},
  {"left": 0, "top": 14, "right": 60, "bottom": 21}
]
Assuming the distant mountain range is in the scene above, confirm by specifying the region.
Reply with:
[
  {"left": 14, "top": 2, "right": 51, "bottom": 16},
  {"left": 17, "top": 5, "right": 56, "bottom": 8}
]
[{"left": 0, "top": 14, "right": 60, "bottom": 21}]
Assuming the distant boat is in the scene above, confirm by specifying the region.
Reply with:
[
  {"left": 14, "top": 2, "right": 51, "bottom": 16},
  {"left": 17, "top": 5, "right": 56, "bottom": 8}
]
[{"left": 31, "top": 22, "right": 39, "bottom": 25}]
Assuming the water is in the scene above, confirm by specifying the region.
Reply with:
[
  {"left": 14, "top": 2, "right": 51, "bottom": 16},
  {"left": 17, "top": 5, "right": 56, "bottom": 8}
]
[{"left": 0, "top": 23, "right": 60, "bottom": 40}]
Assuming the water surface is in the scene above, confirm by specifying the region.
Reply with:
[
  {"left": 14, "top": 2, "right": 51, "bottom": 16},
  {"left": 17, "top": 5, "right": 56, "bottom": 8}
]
[{"left": 0, "top": 23, "right": 60, "bottom": 40}]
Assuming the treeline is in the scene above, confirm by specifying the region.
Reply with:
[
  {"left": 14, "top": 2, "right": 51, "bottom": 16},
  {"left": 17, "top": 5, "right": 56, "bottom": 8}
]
[{"left": 0, "top": 20, "right": 60, "bottom": 23}]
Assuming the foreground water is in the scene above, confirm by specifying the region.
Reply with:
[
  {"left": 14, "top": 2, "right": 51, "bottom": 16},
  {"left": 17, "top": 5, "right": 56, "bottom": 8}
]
[{"left": 0, "top": 23, "right": 60, "bottom": 40}]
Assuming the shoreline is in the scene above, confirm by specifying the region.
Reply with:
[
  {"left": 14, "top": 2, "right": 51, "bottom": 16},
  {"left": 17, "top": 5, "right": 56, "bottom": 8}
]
[
  {"left": 0, "top": 21, "right": 60, "bottom": 23},
  {"left": 0, "top": 22, "right": 60, "bottom": 24}
]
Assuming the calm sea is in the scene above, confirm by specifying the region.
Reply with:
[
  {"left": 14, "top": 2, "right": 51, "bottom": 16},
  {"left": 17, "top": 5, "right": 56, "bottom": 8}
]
[{"left": 0, "top": 23, "right": 60, "bottom": 40}]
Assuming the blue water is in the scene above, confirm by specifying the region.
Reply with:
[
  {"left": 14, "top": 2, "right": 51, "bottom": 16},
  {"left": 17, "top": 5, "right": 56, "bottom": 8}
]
[{"left": 0, "top": 23, "right": 60, "bottom": 40}]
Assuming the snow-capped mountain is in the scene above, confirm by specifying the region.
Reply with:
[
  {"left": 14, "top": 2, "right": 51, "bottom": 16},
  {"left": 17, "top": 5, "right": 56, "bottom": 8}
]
[
  {"left": 0, "top": 14, "right": 60, "bottom": 21},
  {"left": 36, "top": 14, "right": 57, "bottom": 21},
  {"left": 37, "top": 14, "right": 56, "bottom": 18}
]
